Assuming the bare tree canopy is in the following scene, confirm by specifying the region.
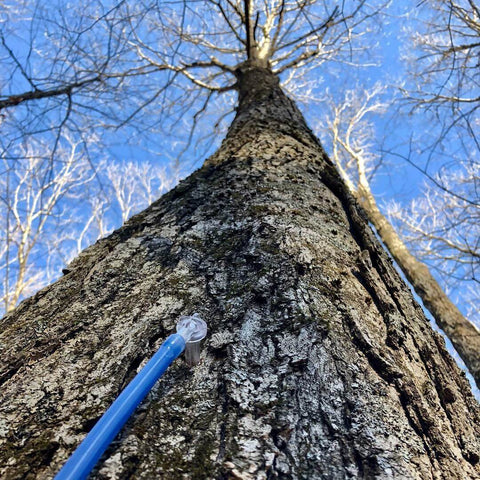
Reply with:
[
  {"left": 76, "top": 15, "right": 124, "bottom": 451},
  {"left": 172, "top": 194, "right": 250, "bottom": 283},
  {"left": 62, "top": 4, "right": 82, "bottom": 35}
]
[
  {"left": 0, "top": 0, "right": 381, "bottom": 139},
  {"left": 403, "top": 0, "right": 480, "bottom": 153},
  {"left": 0, "top": 154, "right": 174, "bottom": 314}
]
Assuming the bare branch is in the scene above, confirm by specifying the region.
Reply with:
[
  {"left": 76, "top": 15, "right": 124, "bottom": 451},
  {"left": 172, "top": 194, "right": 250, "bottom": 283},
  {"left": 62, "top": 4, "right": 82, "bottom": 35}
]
[{"left": 0, "top": 77, "right": 102, "bottom": 110}]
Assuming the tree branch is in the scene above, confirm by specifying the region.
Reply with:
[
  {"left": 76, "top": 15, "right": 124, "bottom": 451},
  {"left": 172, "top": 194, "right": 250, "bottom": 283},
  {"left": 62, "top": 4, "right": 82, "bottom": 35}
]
[{"left": 0, "top": 77, "right": 102, "bottom": 111}]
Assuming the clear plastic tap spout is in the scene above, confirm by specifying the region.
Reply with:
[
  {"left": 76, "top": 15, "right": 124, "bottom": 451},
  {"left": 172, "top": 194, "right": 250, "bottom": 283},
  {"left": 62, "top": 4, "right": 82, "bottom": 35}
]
[{"left": 176, "top": 313, "right": 207, "bottom": 366}]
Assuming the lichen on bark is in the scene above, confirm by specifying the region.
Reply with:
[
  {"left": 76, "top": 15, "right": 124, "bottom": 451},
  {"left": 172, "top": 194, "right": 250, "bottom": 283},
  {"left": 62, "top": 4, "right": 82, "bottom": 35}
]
[{"left": 0, "top": 65, "right": 479, "bottom": 479}]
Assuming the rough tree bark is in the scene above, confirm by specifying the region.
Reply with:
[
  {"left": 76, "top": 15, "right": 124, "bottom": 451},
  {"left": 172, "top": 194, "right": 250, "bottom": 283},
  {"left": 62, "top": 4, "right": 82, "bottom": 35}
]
[
  {"left": 0, "top": 65, "right": 479, "bottom": 479},
  {"left": 355, "top": 182, "right": 480, "bottom": 389}
]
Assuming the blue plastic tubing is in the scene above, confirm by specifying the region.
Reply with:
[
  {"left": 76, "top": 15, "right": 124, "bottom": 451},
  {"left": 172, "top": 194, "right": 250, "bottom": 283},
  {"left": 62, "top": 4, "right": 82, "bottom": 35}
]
[{"left": 55, "top": 334, "right": 186, "bottom": 480}]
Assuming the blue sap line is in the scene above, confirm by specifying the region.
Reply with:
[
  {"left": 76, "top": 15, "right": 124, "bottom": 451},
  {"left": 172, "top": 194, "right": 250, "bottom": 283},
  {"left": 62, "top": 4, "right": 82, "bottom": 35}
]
[{"left": 55, "top": 334, "right": 186, "bottom": 480}]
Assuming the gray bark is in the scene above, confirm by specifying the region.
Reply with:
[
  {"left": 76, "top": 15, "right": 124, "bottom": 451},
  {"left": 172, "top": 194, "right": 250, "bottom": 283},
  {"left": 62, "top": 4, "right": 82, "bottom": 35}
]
[{"left": 0, "top": 65, "right": 479, "bottom": 480}]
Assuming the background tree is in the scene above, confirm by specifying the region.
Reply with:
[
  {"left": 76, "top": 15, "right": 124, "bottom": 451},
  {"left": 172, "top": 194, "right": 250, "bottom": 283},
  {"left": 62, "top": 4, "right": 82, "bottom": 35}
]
[
  {"left": 0, "top": 1, "right": 479, "bottom": 479},
  {"left": 388, "top": 0, "right": 480, "bottom": 380},
  {"left": 315, "top": 84, "right": 480, "bottom": 387},
  {"left": 387, "top": 161, "right": 479, "bottom": 321},
  {"left": 0, "top": 140, "right": 93, "bottom": 313},
  {"left": 0, "top": 154, "right": 173, "bottom": 315},
  {"left": 397, "top": 0, "right": 480, "bottom": 285},
  {"left": 394, "top": 0, "right": 480, "bottom": 320}
]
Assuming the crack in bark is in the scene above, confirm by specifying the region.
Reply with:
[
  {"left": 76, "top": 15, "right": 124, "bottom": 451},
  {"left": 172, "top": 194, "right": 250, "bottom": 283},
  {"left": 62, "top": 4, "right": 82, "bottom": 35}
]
[{"left": 216, "top": 373, "right": 229, "bottom": 463}]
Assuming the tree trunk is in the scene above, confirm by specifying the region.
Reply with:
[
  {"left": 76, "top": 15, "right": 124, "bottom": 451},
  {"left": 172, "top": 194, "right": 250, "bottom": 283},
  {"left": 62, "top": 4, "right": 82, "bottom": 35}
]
[{"left": 0, "top": 65, "right": 479, "bottom": 480}]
